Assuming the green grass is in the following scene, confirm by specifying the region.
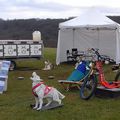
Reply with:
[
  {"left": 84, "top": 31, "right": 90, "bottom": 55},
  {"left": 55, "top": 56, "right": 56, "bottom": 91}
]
[{"left": 0, "top": 48, "right": 120, "bottom": 120}]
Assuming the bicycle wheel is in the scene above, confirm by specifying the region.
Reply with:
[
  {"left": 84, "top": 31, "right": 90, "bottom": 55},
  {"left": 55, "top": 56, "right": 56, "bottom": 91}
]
[
  {"left": 115, "top": 71, "right": 120, "bottom": 81},
  {"left": 80, "top": 75, "right": 97, "bottom": 100}
]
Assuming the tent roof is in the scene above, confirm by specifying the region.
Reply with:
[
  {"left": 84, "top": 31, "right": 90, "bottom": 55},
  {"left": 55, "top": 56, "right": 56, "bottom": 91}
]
[{"left": 59, "top": 9, "right": 118, "bottom": 29}]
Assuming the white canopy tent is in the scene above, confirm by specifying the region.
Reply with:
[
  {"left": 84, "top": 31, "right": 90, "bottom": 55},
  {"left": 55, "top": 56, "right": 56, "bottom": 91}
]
[{"left": 56, "top": 10, "right": 120, "bottom": 65}]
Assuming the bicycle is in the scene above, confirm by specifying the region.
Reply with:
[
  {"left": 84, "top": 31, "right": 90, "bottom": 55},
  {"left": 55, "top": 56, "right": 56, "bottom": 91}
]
[
  {"left": 90, "top": 48, "right": 115, "bottom": 64},
  {"left": 80, "top": 51, "right": 120, "bottom": 100}
]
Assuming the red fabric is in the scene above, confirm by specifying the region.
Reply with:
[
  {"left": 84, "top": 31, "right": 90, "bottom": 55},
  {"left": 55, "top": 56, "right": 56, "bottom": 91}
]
[
  {"left": 32, "top": 82, "right": 52, "bottom": 97},
  {"left": 44, "top": 86, "right": 52, "bottom": 96}
]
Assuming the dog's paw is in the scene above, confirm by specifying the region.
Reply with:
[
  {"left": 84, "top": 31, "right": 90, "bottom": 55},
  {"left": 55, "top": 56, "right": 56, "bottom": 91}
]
[
  {"left": 58, "top": 100, "right": 62, "bottom": 105},
  {"left": 33, "top": 106, "right": 38, "bottom": 110},
  {"left": 30, "top": 77, "right": 33, "bottom": 80},
  {"left": 36, "top": 108, "right": 42, "bottom": 111}
]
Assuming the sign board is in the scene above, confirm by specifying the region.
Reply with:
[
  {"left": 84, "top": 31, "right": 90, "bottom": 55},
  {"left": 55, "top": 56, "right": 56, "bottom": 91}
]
[
  {"left": 0, "top": 45, "right": 3, "bottom": 57},
  {"left": 18, "top": 44, "right": 30, "bottom": 56},
  {"left": 4, "top": 45, "right": 17, "bottom": 57},
  {"left": 0, "top": 40, "right": 43, "bottom": 59},
  {"left": 0, "top": 61, "right": 11, "bottom": 94},
  {"left": 30, "top": 44, "right": 42, "bottom": 56}
]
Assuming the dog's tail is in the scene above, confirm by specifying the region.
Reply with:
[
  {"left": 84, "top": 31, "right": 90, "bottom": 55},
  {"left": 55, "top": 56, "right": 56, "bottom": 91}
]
[{"left": 57, "top": 90, "right": 65, "bottom": 99}]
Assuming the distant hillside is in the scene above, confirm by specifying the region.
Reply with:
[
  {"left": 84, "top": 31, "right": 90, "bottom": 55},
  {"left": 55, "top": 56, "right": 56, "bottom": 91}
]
[
  {"left": 108, "top": 16, "right": 120, "bottom": 24},
  {"left": 0, "top": 18, "right": 68, "bottom": 47},
  {"left": 0, "top": 16, "right": 120, "bottom": 48}
]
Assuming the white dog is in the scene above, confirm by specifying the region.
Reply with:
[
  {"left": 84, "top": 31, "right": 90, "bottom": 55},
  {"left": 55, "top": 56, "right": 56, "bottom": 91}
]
[
  {"left": 30, "top": 72, "right": 65, "bottom": 110},
  {"left": 42, "top": 60, "right": 54, "bottom": 70}
]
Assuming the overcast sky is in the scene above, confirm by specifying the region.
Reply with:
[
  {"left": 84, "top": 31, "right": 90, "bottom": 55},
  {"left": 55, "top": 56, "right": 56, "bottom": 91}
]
[{"left": 1, "top": 0, "right": 120, "bottom": 20}]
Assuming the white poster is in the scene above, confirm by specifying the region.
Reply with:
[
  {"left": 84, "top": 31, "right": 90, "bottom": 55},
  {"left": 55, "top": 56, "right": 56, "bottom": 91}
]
[{"left": 0, "top": 61, "right": 10, "bottom": 93}]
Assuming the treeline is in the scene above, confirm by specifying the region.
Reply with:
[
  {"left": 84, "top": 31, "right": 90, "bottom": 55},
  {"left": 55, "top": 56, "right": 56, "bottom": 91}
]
[
  {"left": 0, "top": 16, "right": 120, "bottom": 48},
  {"left": 108, "top": 16, "right": 120, "bottom": 24},
  {"left": 0, "top": 18, "right": 68, "bottom": 47}
]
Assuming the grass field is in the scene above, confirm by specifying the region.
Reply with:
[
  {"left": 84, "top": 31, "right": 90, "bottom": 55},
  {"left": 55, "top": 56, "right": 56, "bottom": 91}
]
[{"left": 0, "top": 48, "right": 120, "bottom": 120}]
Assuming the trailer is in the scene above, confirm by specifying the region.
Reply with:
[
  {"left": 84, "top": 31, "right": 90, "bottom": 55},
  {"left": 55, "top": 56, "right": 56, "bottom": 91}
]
[{"left": 0, "top": 40, "right": 43, "bottom": 70}]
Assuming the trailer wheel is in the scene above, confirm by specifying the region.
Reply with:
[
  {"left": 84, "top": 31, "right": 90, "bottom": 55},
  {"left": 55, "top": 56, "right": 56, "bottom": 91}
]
[{"left": 10, "top": 61, "right": 16, "bottom": 71}]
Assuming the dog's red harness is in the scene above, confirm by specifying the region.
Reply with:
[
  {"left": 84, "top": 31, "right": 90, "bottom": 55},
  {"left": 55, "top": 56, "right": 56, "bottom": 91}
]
[{"left": 32, "top": 82, "right": 52, "bottom": 97}]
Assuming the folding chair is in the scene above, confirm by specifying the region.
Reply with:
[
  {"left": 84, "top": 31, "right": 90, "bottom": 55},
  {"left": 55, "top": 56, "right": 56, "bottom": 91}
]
[{"left": 58, "top": 61, "right": 92, "bottom": 91}]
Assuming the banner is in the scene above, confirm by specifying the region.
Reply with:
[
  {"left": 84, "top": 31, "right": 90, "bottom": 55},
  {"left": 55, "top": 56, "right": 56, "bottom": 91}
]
[{"left": 0, "top": 61, "right": 10, "bottom": 93}]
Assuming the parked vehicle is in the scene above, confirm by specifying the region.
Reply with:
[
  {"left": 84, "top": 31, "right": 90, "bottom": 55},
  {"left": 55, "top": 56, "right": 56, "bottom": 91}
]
[
  {"left": 0, "top": 40, "right": 43, "bottom": 70},
  {"left": 80, "top": 61, "right": 120, "bottom": 100},
  {"left": 90, "top": 48, "right": 115, "bottom": 64}
]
